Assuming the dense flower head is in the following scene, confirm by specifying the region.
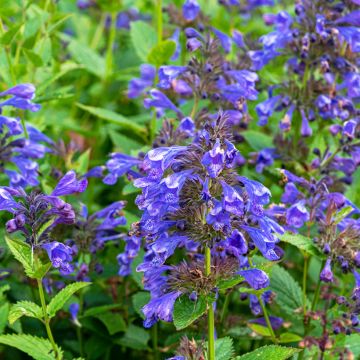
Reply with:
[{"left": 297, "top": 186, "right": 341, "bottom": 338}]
[
  {"left": 0, "top": 170, "right": 87, "bottom": 274},
  {"left": 134, "top": 113, "right": 284, "bottom": 327},
  {"left": 0, "top": 84, "right": 53, "bottom": 188}
]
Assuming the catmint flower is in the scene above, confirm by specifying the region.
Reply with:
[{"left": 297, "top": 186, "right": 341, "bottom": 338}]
[
  {"left": 320, "top": 258, "right": 334, "bottom": 283},
  {"left": 135, "top": 114, "right": 284, "bottom": 327},
  {"left": 42, "top": 242, "right": 74, "bottom": 275},
  {"left": 128, "top": 64, "right": 156, "bottom": 99},
  {"left": 0, "top": 171, "right": 87, "bottom": 274},
  {"left": 182, "top": 0, "right": 200, "bottom": 21}
]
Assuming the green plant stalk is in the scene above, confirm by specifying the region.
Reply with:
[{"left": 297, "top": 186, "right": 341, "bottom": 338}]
[
  {"left": 105, "top": 12, "right": 117, "bottom": 80},
  {"left": 205, "top": 247, "right": 215, "bottom": 360},
  {"left": 156, "top": 0, "right": 163, "bottom": 43},
  {"left": 302, "top": 254, "right": 309, "bottom": 317},
  {"left": 37, "top": 279, "right": 60, "bottom": 360},
  {"left": 152, "top": 322, "right": 159, "bottom": 360},
  {"left": 258, "top": 296, "right": 277, "bottom": 343},
  {"left": 220, "top": 291, "right": 231, "bottom": 325}
]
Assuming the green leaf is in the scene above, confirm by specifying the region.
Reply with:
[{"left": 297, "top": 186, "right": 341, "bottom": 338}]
[
  {"left": 76, "top": 103, "right": 146, "bottom": 137},
  {"left": 148, "top": 40, "right": 176, "bottom": 66},
  {"left": 173, "top": 294, "right": 210, "bottom": 330},
  {"left": 333, "top": 206, "right": 354, "bottom": 224},
  {"left": 94, "top": 312, "right": 126, "bottom": 335},
  {"left": 82, "top": 304, "right": 122, "bottom": 317},
  {"left": 130, "top": 21, "right": 157, "bottom": 61},
  {"left": 59, "top": 33, "right": 105, "bottom": 78},
  {"left": 8, "top": 301, "right": 43, "bottom": 324},
  {"left": 0, "top": 24, "right": 22, "bottom": 45},
  {"left": 0, "top": 334, "right": 62, "bottom": 360},
  {"left": 242, "top": 131, "right": 273, "bottom": 151},
  {"left": 235, "top": 346, "right": 301, "bottom": 360},
  {"left": 47, "top": 282, "right": 90, "bottom": 318},
  {"left": 279, "top": 333, "right": 302, "bottom": 343},
  {"left": 248, "top": 323, "right": 271, "bottom": 337},
  {"left": 5, "top": 236, "right": 36, "bottom": 278},
  {"left": 213, "top": 337, "right": 234, "bottom": 360},
  {"left": 132, "top": 292, "right": 150, "bottom": 319},
  {"left": 72, "top": 149, "right": 91, "bottom": 174},
  {"left": 217, "top": 275, "right": 244, "bottom": 290},
  {"left": 23, "top": 49, "right": 43, "bottom": 66},
  {"left": 278, "top": 232, "right": 322, "bottom": 257},
  {"left": 115, "top": 324, "right": 150, "bottom": 350},
  {"left": 270, "top": 265, "right": 306, "bottom": 315},
  {"left": 0, "top": 303, "right": 9, "bottom": 334},
  {"left": 345, "top": 334, "right": 360, "bottom": 356}
]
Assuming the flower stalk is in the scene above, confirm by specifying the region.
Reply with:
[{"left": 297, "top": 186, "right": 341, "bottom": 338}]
[{"left": 205, "top": 246, "right": 215, "bottom": 360}]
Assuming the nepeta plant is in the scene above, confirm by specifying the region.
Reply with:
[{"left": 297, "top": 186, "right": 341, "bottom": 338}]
[{"left": 0, "top": 171, "right": 89, "bottom": 359}]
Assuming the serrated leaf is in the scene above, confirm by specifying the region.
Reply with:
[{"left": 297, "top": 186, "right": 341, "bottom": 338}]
[
  {"left": 213, "top": 337, "right": 234, "bottom": 360},
  {"left": 76, "top": 103, "right": 146, "bottom": 137},
  {"left": 132, "top": 292, "right": 150, "bottom": 319},
  {"left": 0, "top": 334, "right": 62, "bottom": 360},
  {"left": 47, "top": 282, "right": 90, "bottom": 318},
  {"left": 173, "top": 294, "right": 210, "bottom": 330},
  {"left": 248, "top": 323, "right": 271, "bottom": 337},
  {"left": 5, "top": 236, "right": 35, "bottom": 278},
  {"left": 279, "top": 332, "right": 302, "bottom": 343},
  {"left": 278, "top": 232, "right": 322, "bottom": 257},
  {"left": 218, "top": 275, "right": 244, "bottom": 290},
  {"left": 94, "top": 312, "right": 126, "bottom": 335},
  {"left": 235, "top": 345, "right": 301, "bottom": 360},
  {"left": 270, "top": 265, "right": 306, "bottom": 315},
  {"left": 148, "top": 40, "right": 176, "bottom": 66},
  {"left": 130, "top": 21, "right": 157, "bottom": 61},
  {"left": 242, "top": 131, "right": 273, "bottom": 151},
  {"left": 8, "top": 301, "right": 43, "bottom": 324}
]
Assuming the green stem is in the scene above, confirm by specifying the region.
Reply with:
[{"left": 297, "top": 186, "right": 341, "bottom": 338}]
[
  {"left": 156, "top": 0, "right": 162, "bottom": 43},
  {"left": 311, "top": 276, "right": 322, "bottom": 312},
  {"left": 302, "top": 255, "right": 309, "bottom": 317},
  {"left": 220, "top": 292, "right": 231, "bottom": 325},
  {"left": 152, "top": 322, "right": 159, "bottom": 360},
  {"left": 37, "top": 279, "right": 60, "bottom": 360},
  {"left": 258, "top": 296, "right": 277, "bottom": 344},
  {"left": 190, "top": 96, "right": 199, "bottom": 119},
  {"left": 205, "top": 247, "right": 215, "bottom": 360},
  {"left": 105, "top": 12, "right": 117, "bottom": 80}
]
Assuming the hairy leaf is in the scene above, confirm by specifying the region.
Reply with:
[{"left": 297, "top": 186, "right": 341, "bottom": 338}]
[
  {"left": 47, "top": 282, "right": 90, "bottom": 318},
  {"left": 8, "top": 301, "right": 42, "bottom": 324},
  {"left": 279, "top": 232, "right": 322, "bottom": 257},
  {"left": 0, "top": 334, "right": 62, "bottom": 360},
  {"left": 173, "top": 294, "right": 210, "bottom": 330},
  {"left": 235, "top": 345, "right": 301, "bottom": 359},
  {"left": 270, "top": 265, "right": 307, "bottom": 315},
  {"left": 213, "top": 337, "right": 234, "bottom": 360}
]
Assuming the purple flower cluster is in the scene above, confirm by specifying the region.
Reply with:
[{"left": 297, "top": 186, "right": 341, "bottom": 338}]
[
  {"left": 0, "top": 171, "right": 87, "bottom": 274},
  {"left": 0, "top": 84, "right": 53, "bottom": 188},
  {"left": 133, "top": 114, "right": 284, "bottom": 327}
]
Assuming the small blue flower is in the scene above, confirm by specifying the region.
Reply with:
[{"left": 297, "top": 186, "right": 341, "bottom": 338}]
[
  {"left": 42, "top": 242, "right": 74, "bottom": 275},
  {"left": 239, "top": 268, "right": 270, "bottom": 290},
  {"left": 182, "top": 0, "right": 200, "bottom": 21}
]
